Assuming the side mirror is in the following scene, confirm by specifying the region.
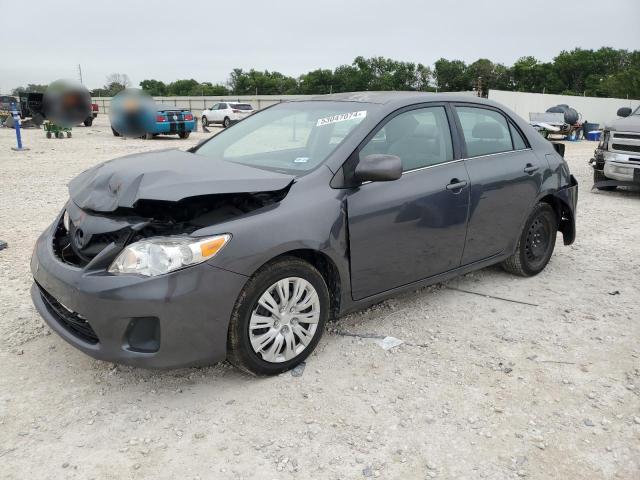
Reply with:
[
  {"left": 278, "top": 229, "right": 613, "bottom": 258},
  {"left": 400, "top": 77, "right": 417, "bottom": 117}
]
[
  {"left": 617, "top": 107, "right": 632, "bottom": 118},
  {"left": 354, "top": 154, "right": 402, "bottom": 183}
]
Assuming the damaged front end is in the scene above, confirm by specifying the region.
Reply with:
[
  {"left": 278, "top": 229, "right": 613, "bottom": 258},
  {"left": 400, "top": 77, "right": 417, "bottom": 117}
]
[{"left": 54, "top": 186, "right": 290, "bottom": 271}]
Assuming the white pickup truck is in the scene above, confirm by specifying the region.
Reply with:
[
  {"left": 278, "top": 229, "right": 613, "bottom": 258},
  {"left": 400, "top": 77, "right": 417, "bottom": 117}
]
[{"left": 590, "top": 106, "right": 640, "bottom": 190}]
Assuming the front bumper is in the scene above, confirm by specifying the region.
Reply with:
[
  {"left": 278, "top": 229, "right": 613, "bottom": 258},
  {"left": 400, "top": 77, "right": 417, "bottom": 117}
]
[
  {"left": 30, "top": 224, "right": 248, "bottom": 368},
  {"left": 590, "top": 151, "right": 640, "bottom": 187}
]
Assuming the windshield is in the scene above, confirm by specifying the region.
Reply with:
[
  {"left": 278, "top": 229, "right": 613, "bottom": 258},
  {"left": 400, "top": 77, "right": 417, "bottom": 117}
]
[
  {"left": 195, "top": 101, "right": 376, "bottom": 173},
  {"left": 633, "top": 106, "right": 640, "bottom": 116}
]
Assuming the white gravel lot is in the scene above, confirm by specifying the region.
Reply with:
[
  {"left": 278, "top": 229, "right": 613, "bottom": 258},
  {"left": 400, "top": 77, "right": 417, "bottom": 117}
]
[{"left": 0, "top": 116, "right": 639, "bottom": 480}]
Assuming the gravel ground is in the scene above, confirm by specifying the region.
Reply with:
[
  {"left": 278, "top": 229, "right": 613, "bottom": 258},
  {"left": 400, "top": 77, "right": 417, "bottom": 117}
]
[{"left": 0, "top": 117, "right": 639, "bottom": 480}]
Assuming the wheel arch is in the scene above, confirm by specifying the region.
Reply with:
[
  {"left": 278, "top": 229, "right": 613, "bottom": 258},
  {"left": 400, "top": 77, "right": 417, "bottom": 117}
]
[
  {"left": 537, "top": 192, "right": 576, "bottom": 245},
  {"left": 255, "top": 249, "right": 342, "bottom": 320}
]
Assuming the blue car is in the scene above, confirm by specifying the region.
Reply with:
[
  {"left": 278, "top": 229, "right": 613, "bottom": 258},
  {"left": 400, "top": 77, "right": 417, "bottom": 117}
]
[{"left": 111, "top": 103, "right": 196, "bottom": 139}]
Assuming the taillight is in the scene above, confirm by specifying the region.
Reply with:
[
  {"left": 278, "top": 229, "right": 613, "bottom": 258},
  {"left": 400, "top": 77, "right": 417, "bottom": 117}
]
[
  {"left": 156, "top": 115, "right": 167, "bottom": 122},
  {"left": 184, "top": 113, "right": 193, "bottom": 121}
]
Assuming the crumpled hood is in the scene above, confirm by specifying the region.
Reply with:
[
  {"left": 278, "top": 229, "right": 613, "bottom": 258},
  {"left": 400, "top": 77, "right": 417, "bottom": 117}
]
[
  {"left": 607, "top": 115, "right": 640, "bottom": 132},
  {"left": 69, "top": 149, "right": 294, "bottom": 212}
]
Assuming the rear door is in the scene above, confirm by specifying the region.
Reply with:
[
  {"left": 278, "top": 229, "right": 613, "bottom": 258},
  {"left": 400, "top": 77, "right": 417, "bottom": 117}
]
[
  {"left": 347, "top": 104, "right": 470, "bottom": 300},
  {"left": 452, "top": 104, "right": 543, "bottom": 265}
]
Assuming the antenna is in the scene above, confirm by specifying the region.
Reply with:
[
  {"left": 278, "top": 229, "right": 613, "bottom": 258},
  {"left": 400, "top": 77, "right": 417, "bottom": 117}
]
[{"left": 78, "top": 64, "right": 83, "bottom": 85}]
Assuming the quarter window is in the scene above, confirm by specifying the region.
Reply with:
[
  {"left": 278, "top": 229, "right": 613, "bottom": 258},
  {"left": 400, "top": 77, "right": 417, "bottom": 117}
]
[
  {"left": 456, "top": 106, "right": 513, "bottom": 157},
  {"left": 360, "top": 106, "right": 454, "bottom": 172},
  {"left": 510, "top": 123, "right": 527, "bottom": 150}
]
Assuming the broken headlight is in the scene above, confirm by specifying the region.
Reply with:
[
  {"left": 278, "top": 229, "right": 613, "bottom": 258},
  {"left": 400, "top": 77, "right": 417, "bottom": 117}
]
[{"left": 108, "top": 234, "right": 231, "bottom": 276}]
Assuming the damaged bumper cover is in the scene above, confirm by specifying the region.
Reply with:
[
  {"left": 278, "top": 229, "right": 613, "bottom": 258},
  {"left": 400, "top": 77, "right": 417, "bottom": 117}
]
[
  {"left": 30, "top": 216, "right": 248, "bottom": 368},
  {"left": 590, "top": 151, "right": 640, "bottom": 188},
  {"left": 557, "top": 174, "right": 579, "bottom": 245}
]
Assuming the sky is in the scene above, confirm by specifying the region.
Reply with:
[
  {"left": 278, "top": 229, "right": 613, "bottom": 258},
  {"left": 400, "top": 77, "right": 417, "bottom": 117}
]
[{"left": 1, "top": 0, "right": 639, "bottom": 93}]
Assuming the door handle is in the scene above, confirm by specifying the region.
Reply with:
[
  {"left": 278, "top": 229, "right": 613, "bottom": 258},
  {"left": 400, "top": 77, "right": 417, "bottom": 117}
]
[
  {"left": 524, "top": 164, "right": 539, "bottom": 174},
  {"left": 446, "top": 179, "right": 468, "bottom": 191}
]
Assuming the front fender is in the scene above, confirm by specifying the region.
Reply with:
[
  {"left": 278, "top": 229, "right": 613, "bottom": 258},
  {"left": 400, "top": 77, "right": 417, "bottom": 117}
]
[{"left": 545, "top": 174, "right": 578, "bottom": 245}]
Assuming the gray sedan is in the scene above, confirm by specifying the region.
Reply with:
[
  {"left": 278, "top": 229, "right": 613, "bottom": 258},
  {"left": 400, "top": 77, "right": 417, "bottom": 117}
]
[{"left": 31, "top": 92, "right": 578, "bottom": 375}]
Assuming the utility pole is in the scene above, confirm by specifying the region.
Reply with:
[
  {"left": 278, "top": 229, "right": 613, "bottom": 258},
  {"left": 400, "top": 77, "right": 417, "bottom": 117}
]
[{"left": 78, "top": 64, "right": 83, "bottom": 85}]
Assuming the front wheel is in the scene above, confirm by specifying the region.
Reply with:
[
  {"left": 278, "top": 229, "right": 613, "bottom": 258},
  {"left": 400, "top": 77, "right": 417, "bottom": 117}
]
[
  {"left": 83, "top": 117, "right": 93, "bottom": 127},
  {"left": 223, "top": 116, "right": 231, "bottom": 128},
  {"left": 227, "top": 257, "right": 329, "bottom": 376},
  {"left": 111, "top": 127, "right": 120, "bottom": 137},
  {"left": 502, "top": 203, "right": 557, "bottom": 277}
]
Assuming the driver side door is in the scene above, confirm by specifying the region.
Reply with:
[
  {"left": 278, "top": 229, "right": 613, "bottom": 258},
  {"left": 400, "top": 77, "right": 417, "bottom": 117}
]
[{"left": 346, "top": 105, "right": 470, "bottom": 300}]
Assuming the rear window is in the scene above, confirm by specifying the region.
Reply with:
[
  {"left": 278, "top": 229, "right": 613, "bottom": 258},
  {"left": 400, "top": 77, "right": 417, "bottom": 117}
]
[{"left": 232, "top": 104, "right": 253, "bottom": 111}]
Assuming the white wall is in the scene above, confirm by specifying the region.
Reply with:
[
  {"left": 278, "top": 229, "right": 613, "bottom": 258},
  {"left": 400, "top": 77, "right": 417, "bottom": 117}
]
[
  {"left": 488, "top": 90, "right": 640, "bottom": 128},
  {"left": 92, "top": 95, "right": 315, "bottom": 116},
  {"left": 93, "top": 91, "right": 640, "bottom": 127}
]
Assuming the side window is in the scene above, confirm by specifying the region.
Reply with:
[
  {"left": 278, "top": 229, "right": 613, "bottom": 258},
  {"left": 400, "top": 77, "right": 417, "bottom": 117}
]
[
  {"left": 210, "top": 103, "right": 219, "bottom": 110},
  {"left": 360, "top": 106, "right": 454, "bottom": 172},
  {"left": 456, "top": 106, "right": 512, "bottom": 157},
  {"left": 219, "top": 103, "right": 227, "bottom": 110},
  {"left": 510, "top": 123, "right": 527, "bottom": 150}
]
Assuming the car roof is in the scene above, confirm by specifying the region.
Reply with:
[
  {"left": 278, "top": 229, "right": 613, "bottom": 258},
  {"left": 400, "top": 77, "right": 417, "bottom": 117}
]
[{"left": 305, "top": 91, "right": 495, "bottom": 106}]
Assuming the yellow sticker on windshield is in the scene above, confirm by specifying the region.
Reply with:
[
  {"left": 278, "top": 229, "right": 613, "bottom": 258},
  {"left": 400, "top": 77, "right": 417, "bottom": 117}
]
[{"left": 316, "top": 110, "right": 367, "bottom": 127}]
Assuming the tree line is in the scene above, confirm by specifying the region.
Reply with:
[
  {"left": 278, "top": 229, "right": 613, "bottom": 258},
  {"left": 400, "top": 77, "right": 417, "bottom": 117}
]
[{"left": 11, "top": 48, "right": 640, "bottom": 99}]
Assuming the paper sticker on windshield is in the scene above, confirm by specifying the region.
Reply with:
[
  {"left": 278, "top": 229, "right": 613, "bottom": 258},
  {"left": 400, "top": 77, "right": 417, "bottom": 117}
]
[
  {"left": 294, "top": 157, "right": 310, "bottom": 163},
  {"left": 316, "top": 110, "right": 367, "bottom": 127}
]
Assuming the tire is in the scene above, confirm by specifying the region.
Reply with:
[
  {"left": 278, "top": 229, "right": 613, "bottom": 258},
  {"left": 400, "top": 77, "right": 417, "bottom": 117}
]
[
  {"left": 201, "top": 116, "right": 208, "bottom": 127},
  {"left": 111, "top": 127, "right": 120, "bottom": 137},
  {"left": 502, "top": 203, "right": 557, "bottom": 277},
  {"left": 66, "top": 131, "right": 71, "bottom": 138},
  {"left": 46, "top": 132, "right": 52, "bottom": 139},
  {"left": 144, "top": 132, "right": 154, "bottom": 140},
  {"left": 594, "top": 169, "right": 616, "bottom": 191},
  {"left": 227, "top": 257, "right": 329, "bottom": 376},
  {"left": 223, "top": 116, "right": 231, "bottom": 128},
  {"left": 83, "top": 117, "right": 93, "bottom": 127},
  {"left": 178, "top": 131, "right": 190, "bottom": 139}
]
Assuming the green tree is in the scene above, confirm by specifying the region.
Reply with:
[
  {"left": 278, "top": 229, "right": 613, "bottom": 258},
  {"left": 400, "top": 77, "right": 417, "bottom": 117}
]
[
  {"left": 434, "top": 59, "right": 470, "bottom": 91},
  {"left": 166, "top": 79, "right": 200, "bottom": 96},
  {"left": 299, "top": 69, "right": 335, "bottom": 94},
  {"left": 11, "top": 83, "right": 48, "bottom": 95},
  {"left": 228, "top": 69, "right": 298, "bottom": 95},
  {"left": 140, "top": 79, "right": 168, "bottom": 96}
]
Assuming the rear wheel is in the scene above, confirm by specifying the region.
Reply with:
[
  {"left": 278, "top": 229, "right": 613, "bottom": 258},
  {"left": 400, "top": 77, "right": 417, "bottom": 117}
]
[
  {"left": 178, "top": 131, "right": 190, "bottom": 139},
  {"left": 502, "top": 203, "right": 557, "bottom": 277},
  {"left": 223, "top": 116, "right": 231, "bottom": 128},
  {"left": 111, "top": 127, "right": 120, "bottom": 137},
  {"left": 594, "top": 169, "right": 616, "bottom": 191},
  {"left": 83, "top": 117, "right": 93, "bottom": 127},
  {"left": 227, "top": 257, "right": 329, "bottom": 376},
  {"left": 201, "top": 116, "right": 208, "bottom": 127}
]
